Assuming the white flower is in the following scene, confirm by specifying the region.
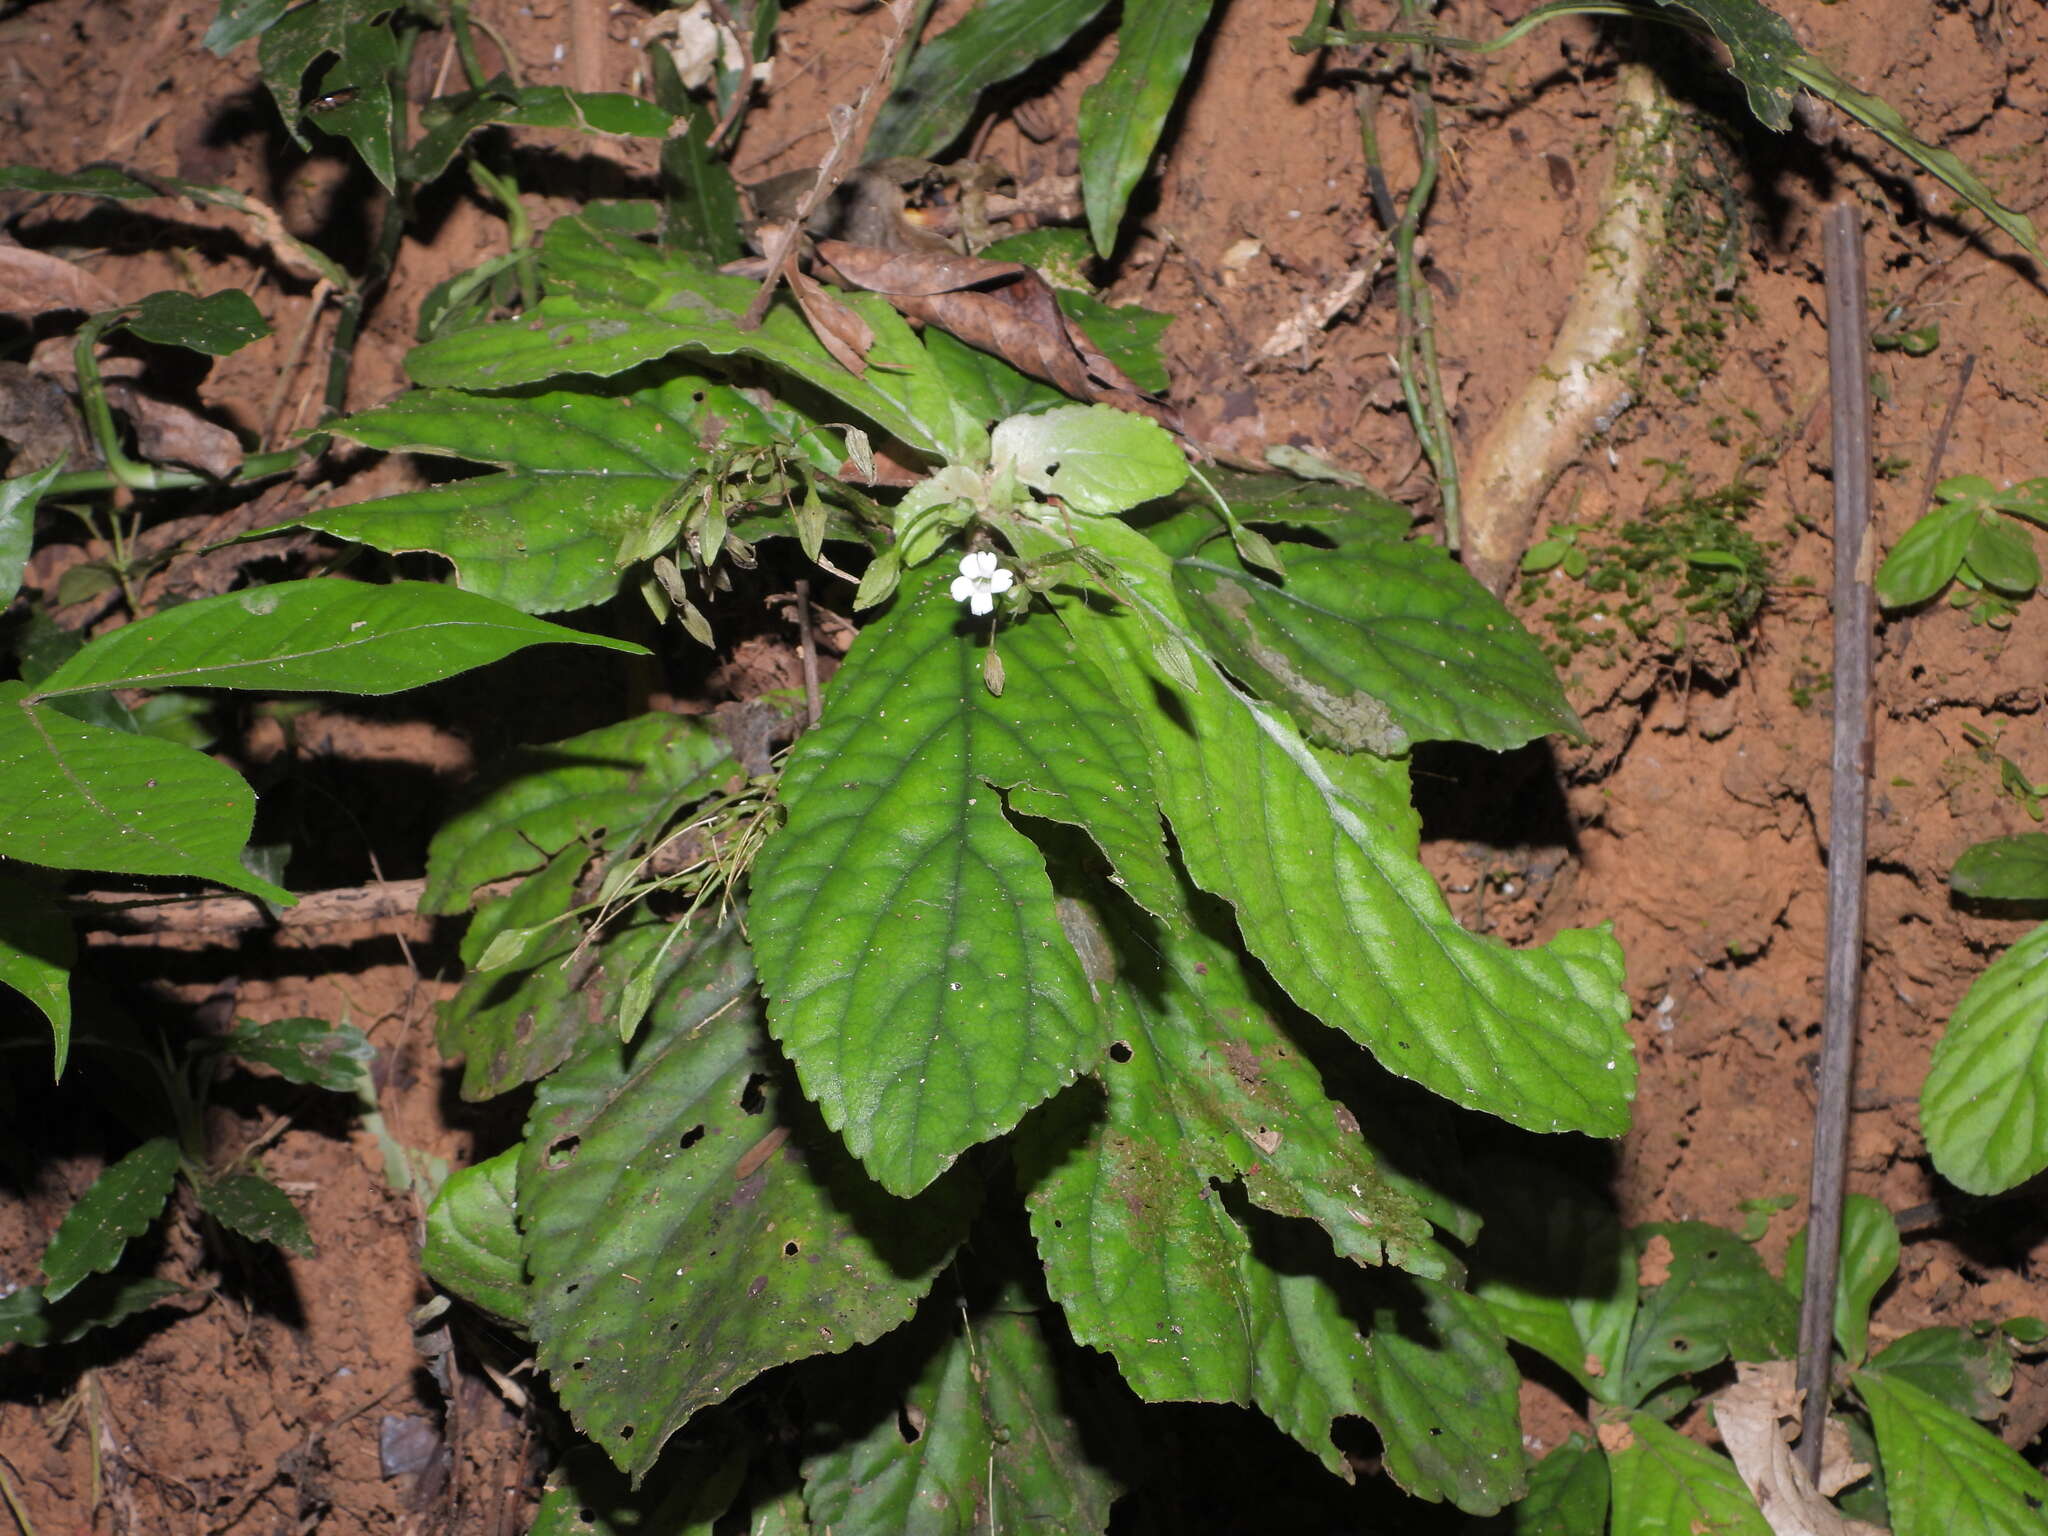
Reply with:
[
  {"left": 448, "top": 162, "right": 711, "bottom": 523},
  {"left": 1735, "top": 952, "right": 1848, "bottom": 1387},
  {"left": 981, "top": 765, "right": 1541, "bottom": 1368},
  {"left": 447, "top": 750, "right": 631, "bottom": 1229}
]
[{"left": 949, "top": 551, "right": 1014, "bottom": 616}]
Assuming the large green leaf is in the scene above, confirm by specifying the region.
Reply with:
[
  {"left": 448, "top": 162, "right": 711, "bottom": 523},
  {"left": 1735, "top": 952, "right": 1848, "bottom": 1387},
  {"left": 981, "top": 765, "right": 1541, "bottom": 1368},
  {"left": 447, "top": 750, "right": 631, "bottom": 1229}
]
[
  {"left": 423, "top": 712, "right": 734, "bottom": 914},
  {"left": 1175, "top": 538, "right": 1580, "bottom": 754},
  {"left": 41, "top": 1137, "right": 181, "bottom": 1302},
  {"left": 1783, "top": 1192, "right": 1899, "bottom": 1367},
  {"left": 405, "top": 217, "right": 973, "bottom": 464},
  {"left": 519, "top": 921, "right": 974, "bottom": 1477},
  {"left": 751, "top": 569, "right": 1186, "bottom": 1197},
  {"left": 0, "top": 1274, "right": 185, "bottom": 1349},
  {"left": 258, "top": 0, "right": 402, "bottom": 188},
  {"left": 1509, "top": 1436, "right": 1610, "bottom": 1535},
  {"left": 31, "top": 580, "right": 641, "bottom": 698},
  {"left": 1921, "top": 921, "right": 2048, "bottom": 1196},
  {"left": 1605, "top": 1411, "right": 1769, "bottom": 1536},
  {"left": 422, "top": 1146, "right": 528, "bottom": 1326},
  {"left": 1616, "top": 1223, "right": 1795, "bottom": 1412},
  {"left": 317, "top": 376, "right": 825, "bottom": 614},
  {"left": 991, "top": 404, "right": 1188, "bottom": 516},
  {"left": 1951, "top": 834, "right": 2048, "bottom": 904},
  {"left": 1019, "top": 519, "right": 1634, "bottom": 1136},
  {"left": 1077, "top": 0, "right": 1216, "bottom": 255},
  {"left": 0, "top": 682, "right": 291, "bottom": 902},
  {"left": 1854, "top": 1369, "right": 2048, "bottom": 1536},
  {"left": 0, "top": 868, "right": 73, "bottom": 1077},
  {"left": 868, "top": 0, "right": 1112, "bottom": 161},
  {"left": 801, "top": 1294, "right": 1117, "bottom": 1535},
  {"left": 1649, "top": 0, "right": 1801, "bottom": 129}
]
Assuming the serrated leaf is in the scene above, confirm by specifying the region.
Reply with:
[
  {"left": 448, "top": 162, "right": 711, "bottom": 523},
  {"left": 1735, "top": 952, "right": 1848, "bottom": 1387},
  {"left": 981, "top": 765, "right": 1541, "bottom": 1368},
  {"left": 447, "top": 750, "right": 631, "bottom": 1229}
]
[
  {"left": 124, "top": 289, "right": 269, "bottom": 355},
  {"left": 31, "top": 580, "right": 642, "bottom": 699},
  {"left": 423, "top": 711, "right": 734, "bottom": 913},
  {"left": 1078, "top": 0, "right": 1216, "bottom": 255},
  {"left": 1, "top": 462, "right": 62, "bottom": 606},
  {"left": 1617, "top": 1223, "right": 1796, "bottom": 1412},
  {"left": 193, "top": 1171, "right": 313, "bottom": 1256},
  {"left": 1964, "top": 512, "right": 2041, "bottom": 597},
  {"left": 751, "top": 570, "right": 1184, "bottom": 1196},
  {"left": 868, "top": 0, "right": 1112, "bottom": 161},
  {"left": 1784, "top": 1193, "right": 1899, "bottom": 1367},
  {"left": 801, "top": 1295, "right": 1117, "bottom": 1536},
  {"left": 1509, "top": 1435, "right": 1611, "bottom": 1536},
  {"left": 0, "top": 869, "right": 73, "bottom": 1077},
  {"left": 1017, "top": 519, "right": 1634, "bottom": 1137},
  {"left": 406, "top": 217, "right": 973, "bottom": 463},
  {"left": 1470, "top": 1161, "right": 1636, "bottom": 1404},
  {"left": 1952, "top": 835, "right": 2048, "bottom": 903},
  {"left": 1921, "top": 921, "right": 2048, "bottom": 1195},
  {"left": 0, "top": 1275, "right": 185, "bottom": 1349},
  {"left": 209, "top": 1016, "right": 375, "bottom": 1093},
  {"left": 41, "top": 1137, "right": 181, "bottom": 1301},
  {"left": 259, "top": 0, "right": 401, "bottom": 188},
  {"left": 1854, "top": 1369, "right": 2048, "bottom": 1536},
  {"left": 1865, "top": 1327, "right": 2013, "bottom": 1423},
  {"left": 1877, "top": 493, "right": 1982, "bottom": 610},
  {"left": 529, "top": 1443, "right": 746, "bottom": 1536},
  {"left": 1605, "top": 1411, "right": 1770, "bottom": 1536},
  {"left": 422, "top": 1146, "right": 527, "bottom": 1326},
  {"left": 0, "top": 682, "right": 291, "bottom": 902},
  {"left": 991, "top": 404, "right": 1187, "bottom": 516},
  {"left": 520, "top": 920, "right": 973, "bottom": 1476},
  {"left": 1175, "top": 539, "right": 1580, "bottom": 755}
]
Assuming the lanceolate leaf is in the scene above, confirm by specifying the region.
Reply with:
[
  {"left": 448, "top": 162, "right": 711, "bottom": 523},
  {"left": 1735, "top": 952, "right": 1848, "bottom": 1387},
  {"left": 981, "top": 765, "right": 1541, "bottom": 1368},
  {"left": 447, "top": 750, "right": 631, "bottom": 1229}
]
[
  {"left": 0, "top": 682, "right": 292, "bottom": 902},
  {"left": 422, "top": 1146, "right": 528, "bottom": 1326},
  {"left": 801, "top": 1295, "right": 1117, "bottom": 1536},
  {"left": 519, "top": 922, "right": 973, "bottom": 1477},
  {"left": 868, "top": 0, "right": 1112, "bottom": 161},
  {"left": 2, "top": 462, "right": 63, "bottom": 606},
  {"left": 210, "top": 1016, "right": 376, "bottom": 1093},
  {"left": 1853, "top": 1369, "right": 2048, "bottom": 1536},
  {"left": 31, "top": 581, "right": 642, "bottom": 698},
  {"left": 1078, "top": 0, "right": 1216, "bottom": 256},
  {"left": 1019, "top": 520, "right": 1634, "bottom": 1137},
  {"left": 0, "top": 868, "right": 73, "bottom": 1077},
  {"left": 1175, "top": 538, "right": 1580, "bottom": 754},
  {"left": 1920, "top": 921, "right": 2048, "bottom": 1196},
  {"left": 751, "top": 569, "right": 1181, "bottom": 1197},
  {"left": 41, "top": 1137, "right": 181, "bottom": 1302},
  {"left": 0, "top": 1275, "right": 185, "bottom": 1349},
  {"left": 1784, "top": 1192, "right": 1899, "bottom": 1368},
  {"left": 193, "top": 1171, "right": 314, "bottom": 1256},
  {"left": 125, "top": 289, "right": 270, "bottom": 355},
  {"left": 1605, "top": 1412, "right": 1769, "bottom": 1536}
]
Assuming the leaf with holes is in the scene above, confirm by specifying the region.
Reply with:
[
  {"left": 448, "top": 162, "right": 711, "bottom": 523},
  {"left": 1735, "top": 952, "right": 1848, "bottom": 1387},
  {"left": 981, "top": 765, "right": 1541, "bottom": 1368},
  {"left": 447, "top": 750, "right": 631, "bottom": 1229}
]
[
  {"left": 1616, "top": 1223, "right": 1795, "bottom": 1412},
  {"left": 1854, "top": 1369, "right": 2048, "bottom": 1536},
  {"left": 1605, "top": 1411, "right": 1769, "bottom": 1536},
  {"left": 750, "top": 568, "right": 1181, "bottom": 1197},
  {"left": 258, "top": 0, "right": 402, "bottom": 188},
  {"left": 1077, "top": 0, "right": 1216, "bottom": 255},
  {"left": 1784, "top": 1192, "right": 1898, "bottom": 1368},
  {"left": 519, "top": 920, "right": 974, "bottom": 1476},
  {"left": 1921, "top": 920, "right": 2048, "bottom": 1196},
  {"left": 41, "top": 1137, "right": 181, "bottom": 1302},
  {"left": 422, "top": 1147, "right": 528, "bottom": 1327}
]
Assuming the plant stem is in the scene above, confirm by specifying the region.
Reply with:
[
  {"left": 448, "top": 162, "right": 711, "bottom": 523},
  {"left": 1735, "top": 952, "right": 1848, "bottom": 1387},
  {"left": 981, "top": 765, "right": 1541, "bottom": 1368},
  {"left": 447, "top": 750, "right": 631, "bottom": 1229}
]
[
  {"left": 44, "top": 450, "right": 301, "bottom": 499},
  {"left": 1796, "top": 201, "right": 1875, "bottom": 1479}
]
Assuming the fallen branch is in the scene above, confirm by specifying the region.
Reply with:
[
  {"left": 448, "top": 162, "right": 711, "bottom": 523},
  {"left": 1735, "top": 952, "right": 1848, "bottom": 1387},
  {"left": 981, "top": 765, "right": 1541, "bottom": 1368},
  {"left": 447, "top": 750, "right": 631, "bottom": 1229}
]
[{"left": 71, "top": 876, "right": 522, "bottom": 943}]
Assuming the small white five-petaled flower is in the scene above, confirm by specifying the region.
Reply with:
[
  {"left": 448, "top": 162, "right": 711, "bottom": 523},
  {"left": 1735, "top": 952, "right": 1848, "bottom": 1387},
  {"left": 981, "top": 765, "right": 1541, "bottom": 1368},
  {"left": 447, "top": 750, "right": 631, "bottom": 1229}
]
[{"left": 950, "top": 550, "right": 1014, "bottom": 616}]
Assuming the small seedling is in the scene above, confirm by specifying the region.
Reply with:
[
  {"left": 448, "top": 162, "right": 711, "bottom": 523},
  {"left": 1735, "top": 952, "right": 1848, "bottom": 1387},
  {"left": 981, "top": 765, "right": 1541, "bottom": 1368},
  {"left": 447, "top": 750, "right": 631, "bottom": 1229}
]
[{"left": 1875, "top": 474, "right": 2048, "bottom": 624}]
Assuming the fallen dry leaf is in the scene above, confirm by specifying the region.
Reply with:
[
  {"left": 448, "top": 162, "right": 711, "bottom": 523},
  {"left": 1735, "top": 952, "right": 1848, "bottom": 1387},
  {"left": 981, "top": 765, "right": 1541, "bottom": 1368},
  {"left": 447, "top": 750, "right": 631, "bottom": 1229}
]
[
  {"left": 0, "top": 243, "right": 121, "bottom": 316},
  {"left": 0, "top": 360, "right": 92, "bottom": 472},
  {"left": 106, "top": 382, "right": 244, "bottom": 478},
  {"left": 783, "top": 254, "right": 875, "bottom": 377},
  {"left": 1711, "top": 1362, "right": 1885, "bottom": 1536}
]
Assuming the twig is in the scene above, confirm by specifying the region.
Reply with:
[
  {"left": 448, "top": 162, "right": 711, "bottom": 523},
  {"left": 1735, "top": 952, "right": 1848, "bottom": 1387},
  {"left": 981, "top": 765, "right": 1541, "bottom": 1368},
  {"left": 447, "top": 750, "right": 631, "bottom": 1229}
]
[
  {"left": 258, "top": 277, "right": 334, "bottom": 452},
  {"left": 739, "top": 0, "right": 916, "bottom": 332},
  {"left": 1911, "top": 351, "right": 1976, "bottom": 525},
  {"left": 69, "top": 876, "right": 522, "bottom": 942},
  {"left": 1796, "top": 201, "right": 1876, "bottom": 1480},
  {"left": 794, "top": 578, "right": 823, "bottom": 727}
]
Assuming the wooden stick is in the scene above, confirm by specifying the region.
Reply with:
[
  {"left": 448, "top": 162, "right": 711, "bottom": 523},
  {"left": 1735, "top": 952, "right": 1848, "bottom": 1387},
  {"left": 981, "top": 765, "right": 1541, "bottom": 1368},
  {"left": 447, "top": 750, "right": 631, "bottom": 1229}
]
[
  {"left": 70, "top": 876, "right": 522, "bottom": 943},
  {"left": 1796, "top": 201, "right": 1876, "bottom": 1478}
]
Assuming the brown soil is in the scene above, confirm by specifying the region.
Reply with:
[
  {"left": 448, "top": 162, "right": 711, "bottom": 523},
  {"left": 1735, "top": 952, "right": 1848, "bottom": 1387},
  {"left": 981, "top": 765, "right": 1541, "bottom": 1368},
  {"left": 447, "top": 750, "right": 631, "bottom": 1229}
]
[{"left": 5, "top": 0, "right": 2047, "bottom": 1528}]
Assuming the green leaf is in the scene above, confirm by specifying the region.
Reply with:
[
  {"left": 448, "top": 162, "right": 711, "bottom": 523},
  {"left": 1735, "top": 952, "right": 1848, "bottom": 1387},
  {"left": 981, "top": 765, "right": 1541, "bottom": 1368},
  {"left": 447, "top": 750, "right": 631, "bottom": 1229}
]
[
  {"left": 193, "top": 1171, "right": 313, "bottom": 1256},
  {"left": 1649, "top": 0, "right": 1801, "bottom": 129},
  {"left": 1952, "top": 835, "right": 2048, "bottom": 904},
  {"left": 1020, "top": 519, "right": 1634, "bottom": 1137},
  {"left": 1783, "top": 1193, "right": 1899, "bottom": 1367},
  {"left": 1991, "top": 478, "right": 2048, "bottom": 529},
  {"left": 204, "top": 0, "right": 293, "bottom": 53},
  {"left": 519, "top": 921, "right": 973, "bottom": 1476},
  {"left": 1921, "top": 920, "right": 2048, "bottom": 1195},
  {"left": 801, "top": 1295, "right": 1118, "bottom": 1536},
  {"left": 1174, "top": 539, "right": 1581, "bottom": 755},
  {"left": 1876, "top": 497, "right": 1981, "bottom": 610},
  {"left": 1605, "top": 1411, "right": 1769, "bottom": 1536},
  {"left": 0, "top": 1275, "right": 185, "bottom": 1349},
  {"left": 1854, "top": 1368, "right": 2048, "bottom": 1536},
  {"left": 1963, "top": 512, "right": 2041, "bottom": 597},
  {"left": 1078, "top": 0, "right": 1216, "bottom": 255},
  {"left": 124, "top": 289, "right": 270, "bottom": 355},
  {"left": 1, "top": 462, "right": 63, "bottom": 606},
  {"left": 868, "top": 0, "right": 1113, "bottom": 161},
  {"left": 31, "top": 580, "right": 642, "bottom": 698},
  {"left": 1470, "top": 1162, "right": 1636, "bottom": 1403},
  {"left": 408, "top": 80, "right": 674, "bottom": 185},
  {"left": 992, "top": 404, "right": 1188, "bottom": 516},
  {"left": 649, "top": 54, "right": 743, "bottom": 265},
  {"left": 923, "top": 326, "right": 1067, "bottom": 424},
  {"left": 1055, "top": 291, "right": 1173, "bottom": 395},
  {"left": 423, "top": 712, "right": 734, "bottom": 914},
  {"left": 751, "top": 569, "right": 1185, "bottom": 1196},
  {"left": 41, "top": 1137, "right": 181, "bottom": 1302},
  {"left": 208, "top": 1016, "right": 375, "bottom": 1093},
  {"left": 1865, "top": 1327, "right": 2013, "bottom": 1423},
  {"left": 0, "top": 682, "right": 291, "bottom": 902},
  {"left": 259, "top": 0, "right": 401, "bottom": 189},
  {"left": 422, "top": 1146, "right": 527, "bottom": 1326},
  {"left": 0, "top": 869, "right": 74, "bottom": 1078},
  {"left": 530, "top": 1443, "right": 746, "bottom": 1536},
  {"left": 1508, "top": 1436, "right": 1611, "bottom": 1536},
  {"left": 1617, "top": 1223, "right": 1796, "bottom": 1412}
]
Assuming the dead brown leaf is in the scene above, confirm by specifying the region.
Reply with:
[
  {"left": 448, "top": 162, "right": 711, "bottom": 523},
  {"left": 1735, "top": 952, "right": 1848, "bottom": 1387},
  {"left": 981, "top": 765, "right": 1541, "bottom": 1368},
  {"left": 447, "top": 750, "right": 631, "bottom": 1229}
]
[
  {"left": 0, "top": 243, "right": 120, "bottom": 316},
  {"left": 0, "top": 360, "right": 92, "bottom": 472},
  {"left": 105, "top": 382, "right": 243, "bottom": 478},
  {"left": 783, "top": 253, "right": 875, "bottom": 377},
  {"left": 1711, "top": 1362, "right": 1885, "bottom": 1536}
]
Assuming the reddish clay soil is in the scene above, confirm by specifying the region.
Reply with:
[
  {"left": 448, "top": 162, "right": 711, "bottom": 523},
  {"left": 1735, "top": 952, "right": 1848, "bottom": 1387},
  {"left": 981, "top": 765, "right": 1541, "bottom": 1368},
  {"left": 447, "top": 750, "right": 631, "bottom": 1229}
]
[{"left": 4, "top": 0, "right": 2047, "bottom": 1528}]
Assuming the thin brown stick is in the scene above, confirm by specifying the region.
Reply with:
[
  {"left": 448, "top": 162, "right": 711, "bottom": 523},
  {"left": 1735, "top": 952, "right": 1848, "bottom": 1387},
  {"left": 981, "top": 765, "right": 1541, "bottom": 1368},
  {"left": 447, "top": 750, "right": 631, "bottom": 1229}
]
[
  {"left": 70, "top": 876, "right": 522, "bottom": 941},
  {"left": 739, "top": 0, "right": 916, "bottom": 332},
  {"left": 1796, "top": 201, "right": 1876, "bottom": 1480},
  {"left": 257, "top": 277, "right": 333, "bottom": 451},
  {"left": 1912, "top": 351, "right": 1977, "bottom": 525},
  {"left": 794, "top": 577, "right": 823, "bottom": 727}
]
